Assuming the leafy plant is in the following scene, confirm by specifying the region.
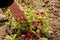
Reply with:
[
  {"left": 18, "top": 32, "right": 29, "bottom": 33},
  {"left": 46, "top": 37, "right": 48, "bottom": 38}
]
[{"left": 4, "top": 0, "right": 53, "bottom": 40}]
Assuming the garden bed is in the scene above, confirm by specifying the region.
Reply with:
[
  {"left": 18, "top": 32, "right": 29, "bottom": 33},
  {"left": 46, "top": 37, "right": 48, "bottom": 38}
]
[{"left": 0, "top": 0, "right": 60, "bottom": 40}]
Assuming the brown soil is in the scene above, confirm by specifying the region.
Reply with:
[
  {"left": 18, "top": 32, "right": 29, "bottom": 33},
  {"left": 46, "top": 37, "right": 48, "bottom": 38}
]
[{"left": 0, "top": 0, "right": 60, "bottom": 40}]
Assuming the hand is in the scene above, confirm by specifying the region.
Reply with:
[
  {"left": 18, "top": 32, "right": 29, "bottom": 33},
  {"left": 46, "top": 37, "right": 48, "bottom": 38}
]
[{"left": 9, "top": 0, "right": 27, "bottom": 23}]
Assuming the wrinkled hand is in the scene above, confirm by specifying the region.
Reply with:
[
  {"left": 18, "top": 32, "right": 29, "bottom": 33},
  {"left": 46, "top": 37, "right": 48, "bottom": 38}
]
[{"left": 9, "top": 0, "right": 27, "bottom": 23}]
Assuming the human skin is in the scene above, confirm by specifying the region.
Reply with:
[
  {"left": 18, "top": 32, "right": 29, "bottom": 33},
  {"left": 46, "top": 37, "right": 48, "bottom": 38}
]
[
  {"left": 0, "top": 0, "right": 27, "bottom": 23},
  {"left": 9, "top": 0, "right": 27, "bottom": 23}
]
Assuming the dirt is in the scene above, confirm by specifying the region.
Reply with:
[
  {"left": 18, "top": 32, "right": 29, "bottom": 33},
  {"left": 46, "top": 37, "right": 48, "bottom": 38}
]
[{"left": 0, "top": 0, "right": 60, "bottom": 40}]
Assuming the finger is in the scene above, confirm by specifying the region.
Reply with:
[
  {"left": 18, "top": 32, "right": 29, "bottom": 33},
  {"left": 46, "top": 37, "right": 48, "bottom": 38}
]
[
  {"left": 22, "top": 13, "right": 27, "bottom": 21},
  {"left": 16, "top": 16, "right": 26, "bottom": 24},
  {"left": 13, "top": 13, "right": 26, "bottom": 24},
  {"left": 19, "top": 16, "right": 26, "bottom": 23}
]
